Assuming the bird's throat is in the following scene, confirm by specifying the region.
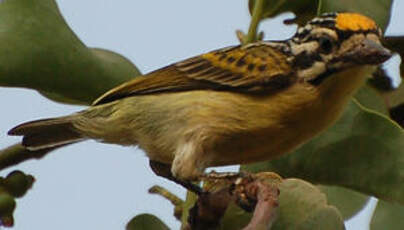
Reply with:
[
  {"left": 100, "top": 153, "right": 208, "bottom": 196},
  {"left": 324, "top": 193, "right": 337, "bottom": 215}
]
[{"left": 318, "top": 65, "right": 375, "bottom": 104}]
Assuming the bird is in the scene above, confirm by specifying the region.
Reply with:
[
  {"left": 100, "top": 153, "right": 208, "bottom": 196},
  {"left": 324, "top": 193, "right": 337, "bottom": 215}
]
[{"left": 8, "top": 12, "right": 391, "bottom": 189}]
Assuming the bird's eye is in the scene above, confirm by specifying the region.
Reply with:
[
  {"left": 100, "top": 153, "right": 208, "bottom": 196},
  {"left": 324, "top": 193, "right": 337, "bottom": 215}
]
[{"left": 318, "top": 36, "right": 334, "bottom": 54}]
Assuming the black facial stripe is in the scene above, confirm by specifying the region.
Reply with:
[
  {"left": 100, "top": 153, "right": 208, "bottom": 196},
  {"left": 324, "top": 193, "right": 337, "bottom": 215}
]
[
  {"left": 336, "top": 30, "right": 354, "bottom": 42},
  {"left": 296, "top": 29, "right": 311, "bottom": 39},
  {"left": 338, "top": 29, "right": 380, "bottom": 38},
  {"left": 293, "top": 51, "right": 322, "bottom": 70},
  {"left": 335, "top": 30, "right": 381, "bottom": 48},
  {"left": 301, "top": 36, "right": 339, "bottom": 54}
]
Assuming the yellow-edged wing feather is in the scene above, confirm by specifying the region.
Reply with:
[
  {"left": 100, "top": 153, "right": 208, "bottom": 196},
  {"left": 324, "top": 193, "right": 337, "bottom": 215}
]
[{"left": 93, "top": 43, "right": 293, "bottom": 105}]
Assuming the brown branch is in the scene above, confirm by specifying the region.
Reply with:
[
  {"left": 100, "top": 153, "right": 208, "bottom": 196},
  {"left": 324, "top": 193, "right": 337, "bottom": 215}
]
[
  {"left": 188, "top": 188, "right": 232, "bottom": 230},
  {"left": 384, "top": 35, "right": 404, "bottom": 77},
  {"left": 241, "top": 180, "right": 279, "bottom": 230},
  {"left": 0, "top": 143, "right": 55, "bottom": 171},
  {"left": 187, "top": 172, "right": 281, "bottom": 230},
  {"left": 149, "top": 185, "right": 184, "bottom": 220},
  {"left": 384, "top": 36, "right": 404, "bottom": 54}
]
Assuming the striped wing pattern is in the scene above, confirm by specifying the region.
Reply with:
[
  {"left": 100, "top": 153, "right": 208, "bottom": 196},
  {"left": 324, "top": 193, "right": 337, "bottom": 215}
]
[{"left": 93, "top": 44, "right": 293, "bottom": 105}]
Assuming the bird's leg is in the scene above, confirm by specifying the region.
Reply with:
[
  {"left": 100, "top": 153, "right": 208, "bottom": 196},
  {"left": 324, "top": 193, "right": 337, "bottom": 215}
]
[
  {"left": 149, "top": 160, "right": 204, "bottom": 195},
  {"left": 200, "top": 171, "right": 247, "bottom": 181}
]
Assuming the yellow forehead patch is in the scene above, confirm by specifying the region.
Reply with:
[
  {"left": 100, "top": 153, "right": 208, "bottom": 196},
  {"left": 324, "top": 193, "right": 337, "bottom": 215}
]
[{"left": 335, "top": 13, "right": 377, "bottom": 31}]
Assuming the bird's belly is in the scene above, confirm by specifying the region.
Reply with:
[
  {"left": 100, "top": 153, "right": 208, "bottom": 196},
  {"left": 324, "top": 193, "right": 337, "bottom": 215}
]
[
  {"left": 192, "top": 89, "right": 348, "bottom": 167},
  {"left": 108, "top": 84, "right": 347, "bottom": 167},
  {"left": 204, "top": 115, "right": 329, "bottom": 167}
]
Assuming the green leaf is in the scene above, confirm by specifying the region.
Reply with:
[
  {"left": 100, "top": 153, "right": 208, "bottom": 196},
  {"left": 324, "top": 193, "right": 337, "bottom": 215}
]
[
  {"left": 0, "top": 192, "right": 15, "bottom": 227},
  {"left": 220, "top": 179, "right": 344, "bottom": 230},
  {"left": 273, "top": 179, "right": 344, "bottom": 230},
  {"left": 384, "top": 81, "right": 404, "bottom": 109},
  {"left": 0, "top": 0, "right": 141, "bottom": 105},
  {"left": 219, "top": 203, "right": 252, "bottom": 230},
  {"left": 354, "top": 85, "right": 388, "bottom": 115},
  {"left": 318, "top": 185, "right": 370, "bottom": 220},
  {"left": 126, "top": 214, "right": 170, "bottom": 230},
  {"left": 243, "top": 99, "right": 404, "bottom": 204},
  {"left": 248, "top": 0, "right": 393, "bottom": 30},
  {"left": 370, "top": 200, "right": 404, "bottom": 230},
  {"left": 2, "top": 170, "right": 34, "bottom": 198},
  {"left": 248, "top": 0, "right": 320, "bottom": 25},
  {"left": 381, "top": 36, "right": 404, "bottom": 109}
]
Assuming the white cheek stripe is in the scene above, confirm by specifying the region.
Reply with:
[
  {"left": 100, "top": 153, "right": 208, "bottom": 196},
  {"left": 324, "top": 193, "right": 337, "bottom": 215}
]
[
  {"left": 297, "top": 61, "right": 326, "bottom": 79},
  {"left": 291, "top": 41, "right": 319, "bottom": 55}
]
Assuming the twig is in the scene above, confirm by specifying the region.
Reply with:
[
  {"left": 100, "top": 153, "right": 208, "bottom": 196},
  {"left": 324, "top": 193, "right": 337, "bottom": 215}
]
[
  {"left": 242, "top": 181, "right": 279, "bottom": 230},
  {"left": 0, "top": 143, "right": 55, "bottom": 171},
  {"left": 236, "top": 30, "right": 246, "bottom": 44},
  {"left": 187, "top": 172, "right": 282, "bottom": 230},
  {"left": 188, "top": 188, "right": 232, "bottom": 230},
  {"left": 149, "top": 185, "right": 184, "bottom": 220},
  {"left": 245, "top": 0, "right": 265, "bottom": 44}
]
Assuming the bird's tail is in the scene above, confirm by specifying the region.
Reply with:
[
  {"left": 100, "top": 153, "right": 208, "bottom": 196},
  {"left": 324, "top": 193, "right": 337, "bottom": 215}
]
[{"left": 8, "top": 116, "right": 85, "bottom": 151}]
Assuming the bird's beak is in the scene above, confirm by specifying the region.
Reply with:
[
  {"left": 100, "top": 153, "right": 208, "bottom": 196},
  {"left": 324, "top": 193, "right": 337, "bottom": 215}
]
[{"left": 343, "top": 38, "right": 392, "bottom": 65}]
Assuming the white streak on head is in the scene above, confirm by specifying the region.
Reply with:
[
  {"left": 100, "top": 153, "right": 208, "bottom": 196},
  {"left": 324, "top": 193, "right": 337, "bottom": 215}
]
[
  {"left": 337, "top": 33, "right": 366, "bottom": 56},
  {"left": 290, "top": 41, "right": 319, "bottom": 55}
]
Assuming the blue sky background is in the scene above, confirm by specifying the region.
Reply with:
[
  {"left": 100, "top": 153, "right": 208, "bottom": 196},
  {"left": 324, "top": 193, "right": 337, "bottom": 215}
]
[{"left": 1, "top": 1, "right": 403, "bottom": 229}]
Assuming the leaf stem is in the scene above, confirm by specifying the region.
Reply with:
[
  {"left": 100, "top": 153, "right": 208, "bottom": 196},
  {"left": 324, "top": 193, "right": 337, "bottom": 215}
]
[
  {"left": 149, "top": 185, "right": 184, "bottom": 220},
  {"left": 245, "top": 0, "right": 265, "bottom": 44},
  {"left": 180, "top": 191, "right": 198, "bottom": 230},
  {"left": 316, "top": 0, "right": 323, "bottom": 15},
  {"left": 0, "top": 143, "right": 53, "bottom": 171}
]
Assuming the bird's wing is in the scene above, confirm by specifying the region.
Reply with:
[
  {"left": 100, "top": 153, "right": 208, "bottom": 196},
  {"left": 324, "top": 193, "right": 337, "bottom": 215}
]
[{"left": 93, "top": 43, "right": 294, "bottom": 105}]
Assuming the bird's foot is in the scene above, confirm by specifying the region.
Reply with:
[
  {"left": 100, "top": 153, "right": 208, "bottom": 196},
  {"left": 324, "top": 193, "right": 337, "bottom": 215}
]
[
  {"left": 200, "top": 170, "right": 248, "bottom": 182},
  {"left": 149, "top": 160, "right": 204, "bottom": 195}
]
